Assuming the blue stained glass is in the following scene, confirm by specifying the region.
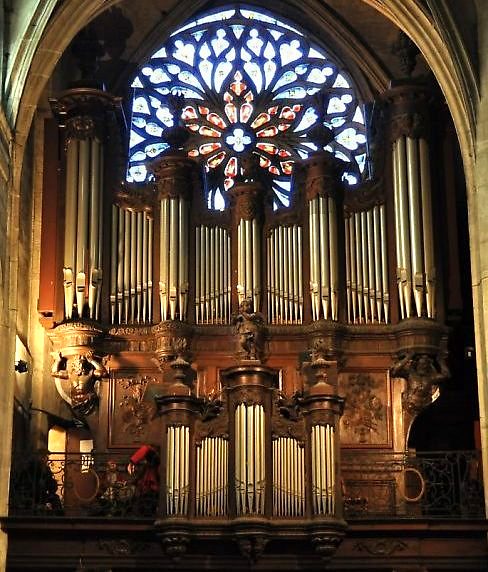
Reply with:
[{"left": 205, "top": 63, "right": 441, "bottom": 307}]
[{"left": 127, "top": 4, "right": 368, "bottom": 205}]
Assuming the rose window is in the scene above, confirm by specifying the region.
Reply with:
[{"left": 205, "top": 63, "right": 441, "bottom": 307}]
[{"left": 127, "top": 6, "right": 367, "bottom": 210}]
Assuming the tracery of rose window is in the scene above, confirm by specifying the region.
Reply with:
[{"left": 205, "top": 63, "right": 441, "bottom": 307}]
[{"left": 127, "top": 6, "right": 367, "bottom": 210}]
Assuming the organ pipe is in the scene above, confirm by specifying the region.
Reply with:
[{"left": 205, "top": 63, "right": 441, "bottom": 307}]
[
  {"left": 267, "top": 225, "right": 303, "bottom": 324},
  {"left": 109, "top": 205, "right": 154, "bottom": 324},
  {"left": 272, "top": 437, "right": 305, "bottom": 517},
  {"left": 235, "top": 403, "right": 265, "bottom": 515},
  {"left": 195, "top": 225, "right": 231, "bottom": 324},
  {"left": 159, "top": 196, "right": 189, "bottom": 321},
  {"left": 166, "top": 425, "right": 190, "bottom": 516},
  {"left": 311, "top": 424, "right": 336, "bottom": 516},
  {"left": 344, "top": 205, "right": 389, "bottom": 324},
  {"left": 63, "top": 140, "right": 78, "bottom": 319},
  {"left": 392, "top": 127, "right": 436, "bottom": 319},
  {"left": 419, "top": 138, "right": 436, "bottom": 318}
]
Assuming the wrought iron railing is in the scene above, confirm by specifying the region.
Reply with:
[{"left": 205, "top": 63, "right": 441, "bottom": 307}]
[
  {"left": 8, "top": 450, "right": 485, "bottom": 520},
  {"left": 341, "top": 450, "right": 485, "bottom": 520},
  {"left": 9, "top": 451, "right": 158, "bottom": 518}
]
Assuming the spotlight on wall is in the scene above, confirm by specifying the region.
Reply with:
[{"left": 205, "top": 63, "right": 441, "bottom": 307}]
[{"left": 15, "top": 359, "right": 29, "bottom": 374}]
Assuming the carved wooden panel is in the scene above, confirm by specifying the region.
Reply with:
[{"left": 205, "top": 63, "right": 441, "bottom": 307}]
[
  {"left": 339, "top": 371, "right": 392, "bottom": 448},
  {"left": 108, "top": 375, "right": 163, "bottom": 448}
]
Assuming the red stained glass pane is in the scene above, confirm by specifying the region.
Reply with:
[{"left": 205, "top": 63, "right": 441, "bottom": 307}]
[
  {"left": 240, "top": 103, "right": 253, "bottom": 123},
  {"left": 187, "top": 124, "right": 200, "bottom": 131},
  {"left": 280, "top": 106, "right": 296, "bottom": 120},
  {"left": 223, "top": 91, "right": 233, "bottom": 103},
  {"left": 224, "top": 178, "right": 235, "bottom": 191},
  {"left": 269, "top": 165, "right": 280, "bottom": 175},
  {"left": 230, "top": 71, "right": 246, "bottom": 96},
  {"left": 225, "top": 102, "right": 238, "bottom": 123},
  {"left": 182, "top": 106, "right": 198, "bottom": 120},
  {"left": 208, "top": 112, "right": 226, "bottom": 129},
  {"left": 278, "top": 123, "right": 290, "bottom": 131},
  {"left": 278, "top": 149, "right": 291, "bottom": 157},
  {"left": 188, "top": 149, "right": 199, "bottom": 157},
  {"left": 200, "top": 142, "right": 221, "bottom": 155},
  {"left": 256, "top": 142, "right": 278, "bottom": 155},
  {"left": 268, "top": 106, "right": 279, "bottom": 115},
  {"left": 207, "top": 151, "right": 226, "bottom": 168},
  {"left": 281, "top": 161, "right": 293, "bottom": 175},
  {"left": 251, "top": 113, "right": 270, "bottom": 129},
  {"left": 257, "top": 126, "right": 278, "bottom": 137},
  {"left": 200, "top": 126, "right": 221, "bottom": 137},
  {"left": 259, "top": 156, "right": 271, "bottom": 168},
  {"left": 224, "top": 156, "right": 238, "bottom": 177},
  {"left": 245, "top": 92, "right": 254, "bottom": 103},
  {"left": 198, "top": 106, "right": 209, "bottom": 115}
]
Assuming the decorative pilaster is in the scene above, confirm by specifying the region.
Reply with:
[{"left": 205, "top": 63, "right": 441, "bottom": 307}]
[
  {"left": 50, "top": 88, "right": 120, "bottom": 321},
  {"left": 387, "top": 82, "right": 436, "bottom": 320}
]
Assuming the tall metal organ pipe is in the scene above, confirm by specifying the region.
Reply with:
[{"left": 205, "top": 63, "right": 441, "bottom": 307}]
[
  {"left": 389, "top": 85, "right": 436, "bottom": 319},
  {"left": 159, "top": 195, "right": 189, "bottom": 321}
]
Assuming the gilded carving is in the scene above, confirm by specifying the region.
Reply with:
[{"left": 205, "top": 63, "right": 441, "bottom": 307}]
[
  {"left": 354, "top": 539, "right": 407, "bottom": 556},
  {"left": 118, "top": 376, "right": 157, "bottom": 439},
  {"left": 232, "top": 299, "right": 266, "bottom": 362},
  {"left": 391, "top": 352, "right": 449, "bottom": 416},
  {"left": 51, "top": 351, "right": 107, "bottom": 416},
  {"left": 340, "top": 372, "right": 389, "bottom": 446}
]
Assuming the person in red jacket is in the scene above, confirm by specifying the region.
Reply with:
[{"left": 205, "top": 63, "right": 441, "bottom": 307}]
[{"left": 128, "top": 445, "right": 160, "bottom": 515}]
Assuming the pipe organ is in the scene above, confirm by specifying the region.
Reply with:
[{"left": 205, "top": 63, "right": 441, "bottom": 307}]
[{"left": 45, "top": 79, "right": 451, "bottom": 564}]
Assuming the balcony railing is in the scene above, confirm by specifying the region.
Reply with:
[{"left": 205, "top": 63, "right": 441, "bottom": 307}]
[
  {"left": 8, "top": 450, "right": 485, "bottom": 521},
  {"left": 341, "top": 450, "right": 485, "bottom": 520}
]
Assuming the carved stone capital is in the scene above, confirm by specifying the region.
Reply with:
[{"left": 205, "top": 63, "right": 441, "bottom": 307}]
[
  {"left": 49, "top": 87, "right": 120, "bottom": 142},
  {"left": 385, "top": 82, "right": 431, "bottom": 140}
]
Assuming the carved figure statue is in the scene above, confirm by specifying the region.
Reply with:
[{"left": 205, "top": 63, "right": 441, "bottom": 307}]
[
  {"left": 51, "top": 352, "right": 106, "bottom": 415},
  {"left": 391, "top": 352, "right": 449, "bottom": 416},
  {"left": 232, "top": 299, "right": 265, "bottom": 361}
]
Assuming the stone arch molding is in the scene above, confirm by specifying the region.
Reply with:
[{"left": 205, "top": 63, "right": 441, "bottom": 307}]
[{"left": 10, "top": 0, "right": 477, "bottom": 179}]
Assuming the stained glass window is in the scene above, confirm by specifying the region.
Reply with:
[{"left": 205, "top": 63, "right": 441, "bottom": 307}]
[{"left": 127, "top": 6, "right": 367, "bottom": 210}]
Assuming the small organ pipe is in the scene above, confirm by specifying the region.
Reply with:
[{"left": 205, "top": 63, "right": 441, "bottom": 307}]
[
  {"left": 360, "top": 211, "right": 369, "bottom": 323},
  {"left": 345, "top": 216, "right": 351, "bottom": 323},
  {"left": 136, "top": 212, "right": 143, "bottom": 322},
  {"left": 349, "top": 213, "right": 357, "bottom": 323},
  {"left": 397, "top": 136, "right": 412, "bottom": 318},
  {"left": 406, "top": 137, "right": 424, "bottom": 316},
  {"left": 159, "top": 198, "right": 168, "bottom": 320},
  {"left": 373, "top": 206, "right": 382, "bottom": 322},
  {"left": 130, "top": 212, "right": 137, "bottom": 323},
  {"left": 366, "top": 209, "right": 376, "bottom": 321},
  {"left": 63, "top": 140, "right": 78, "bottom": 318},
  {"left": 252, "top": 218, "right": 260, "bottom": 311},
  {"left": 354, "top": 212, "right": 363, "bottom": 322},
  {"left": 110, "top": 206, "right": 117, "bottom": 323},
  {"left": 380, "top": 204, "right": 389, "bottom": 322},
  {"left": 147, "top": 218, "right": 153, "bottom": 322},
  {"left": 393, "top": 140, "right": 404, "bottom": 319},
  {"left": 88, "top": 139, "right": 100, "bottom": 320},
  {"left": 420, "top": 138, "right": 436, "bottom": 318},
  {"left": 318, "top": 196, "right": 329, "bottom": 320},
  {"left": 329, "top": 196, "right": 338, "bottom": 321},
  {"left": 142, "top": 213, "right": 148, "bottom": 323}
]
